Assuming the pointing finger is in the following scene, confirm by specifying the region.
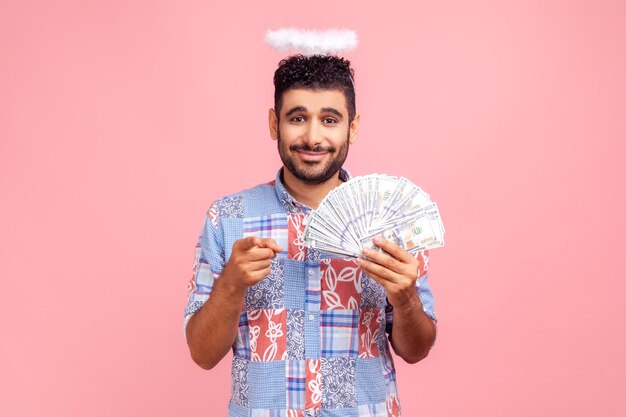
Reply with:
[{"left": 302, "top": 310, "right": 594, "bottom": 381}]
[
  {"left": 258, "top": 238, "right": 283, "bottom": 253},
  {"left": 247, "top": 247, "right": 279, "bottom": 261},
  {"left": 239, "top": 236, "right": 262, "bottom": 250}
]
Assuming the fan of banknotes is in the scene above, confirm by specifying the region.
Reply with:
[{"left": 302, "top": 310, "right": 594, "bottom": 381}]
[{"left": 303, "top": 174, "right": 445, "bottom": 258}]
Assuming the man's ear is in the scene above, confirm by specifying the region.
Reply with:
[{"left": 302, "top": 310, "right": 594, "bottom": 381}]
[
  {"left": 349, "top": 113, "right": 360, "bottom": 144},
  {"left": 269, "top": 108, "right": 278, "bottom": 140}
]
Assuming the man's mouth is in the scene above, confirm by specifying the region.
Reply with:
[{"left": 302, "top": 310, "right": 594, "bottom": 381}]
[
  {"left": 291, "top": 145, "right": 334, "bottom": 162},
  {"left": 296, "top": 150, "right": 329, "bottom": 162}
]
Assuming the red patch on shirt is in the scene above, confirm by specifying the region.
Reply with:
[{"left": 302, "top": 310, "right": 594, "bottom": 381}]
[
  {"left": 320, "top": 258, "right": 362, "bottom": 310},
  {"left": 248, "top": 308, "right": 287, "bottom": 362},
  {"left": 305, "top": 359, "right": 322, "bottom": 411},
  {"left": 387, "top": 394, "right": 401, "bottom": 417},
  {"left": 358, "top": 308, "right": 383, "bottom": 358},
  {"left": 287, "top": 213, "right": 308, "bottom": 261}
]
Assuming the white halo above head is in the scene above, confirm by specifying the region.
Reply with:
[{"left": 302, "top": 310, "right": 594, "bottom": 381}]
[{"left": 265, "top": 28, "right": 358, "bottom": 56}]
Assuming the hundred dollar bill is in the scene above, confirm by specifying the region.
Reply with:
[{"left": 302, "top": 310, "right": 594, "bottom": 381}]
[{"left": 361, "top": 204, "right": 444, "bottom": 254}]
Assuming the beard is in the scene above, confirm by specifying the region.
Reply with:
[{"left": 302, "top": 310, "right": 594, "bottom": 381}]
[{"left": 277, "top": 127, "right": 350, "bottom": 186}]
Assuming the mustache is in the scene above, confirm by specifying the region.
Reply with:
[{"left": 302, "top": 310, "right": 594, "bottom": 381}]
[{"left": 289, "top": 144, "right": 335, "bottom": 153}]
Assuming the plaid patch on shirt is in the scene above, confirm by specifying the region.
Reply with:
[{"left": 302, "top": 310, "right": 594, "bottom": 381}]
[
  {"left": 320, "top": 310, "right": 359, "bottom": 357},
  {"left": 286, "top": 360, "right": 306, "bottom": 409}
]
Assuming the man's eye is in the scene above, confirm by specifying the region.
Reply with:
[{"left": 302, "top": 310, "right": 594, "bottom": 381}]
[
  {"left": 291, "top": 116, "right": 305, "bottom": 122},
  {"left": 323, "top": 118, "right": 338, "bottom": 124}
]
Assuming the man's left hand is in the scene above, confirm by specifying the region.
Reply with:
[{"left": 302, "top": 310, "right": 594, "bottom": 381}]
[{"left": 356, "top": 237, "right": 423, "bottom": 309}]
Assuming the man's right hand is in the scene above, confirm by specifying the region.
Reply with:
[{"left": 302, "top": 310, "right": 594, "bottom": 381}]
[
  {"left": 186, "top": 236, "right": 282, "bottom": 370},
  {"left": 220, "top": 236, "right": 283, "bottom": 291}
]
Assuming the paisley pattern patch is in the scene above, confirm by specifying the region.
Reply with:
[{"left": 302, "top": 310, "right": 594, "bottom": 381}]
[
  {"left": 244, "top": 258, "right": 285, "bottom": 311},
  {"left": 286, "top": 309, "right": 305, "bottom": 360},
  {"left": 230, "top": 356, "right": 249, "bottom": 406},
  {"left": 183, "top": 300, "right": 204, "bottom": 317},
  {"left": 361, "top": 275, "right": 387, "bottom": 309},
  {"left": 320, "top": 357, "right": 357, "bottom": 408},
  {"left": 219, "top": 195, "right": 244, "bottom": 217}
]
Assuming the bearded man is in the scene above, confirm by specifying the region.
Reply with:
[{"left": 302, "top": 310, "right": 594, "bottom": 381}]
[{"left": 184, "top": 54, "right": 437, "bottom": 417}]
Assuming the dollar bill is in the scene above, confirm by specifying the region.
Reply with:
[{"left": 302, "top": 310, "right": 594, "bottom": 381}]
[{"left": 304, "top": 174, "right": 445, "bottom": 258}]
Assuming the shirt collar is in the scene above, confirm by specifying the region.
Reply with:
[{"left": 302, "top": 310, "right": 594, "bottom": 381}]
[{"left": 274, "top": 167, "right": 352, "bottom": 214}]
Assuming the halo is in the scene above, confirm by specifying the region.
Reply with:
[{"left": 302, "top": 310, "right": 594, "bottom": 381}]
[{"left": 265, "top": 28, "right": 358, "bottom": 56}]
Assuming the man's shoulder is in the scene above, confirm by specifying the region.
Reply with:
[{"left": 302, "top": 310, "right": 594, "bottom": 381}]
[
  {"left": 211, "top": 179, "right": 277, "bottom": 205},
  {"left": 205, "top": 180, "right": 282, "bottom": 225}
]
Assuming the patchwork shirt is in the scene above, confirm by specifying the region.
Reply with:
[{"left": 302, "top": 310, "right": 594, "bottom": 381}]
[{"left": 184, "top": 168, "right": 437, "bottom": 417}]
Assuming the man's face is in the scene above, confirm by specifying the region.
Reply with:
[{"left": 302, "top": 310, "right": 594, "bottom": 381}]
[{"left": 269, "top": 88, "right": 359, "bottom": 185}]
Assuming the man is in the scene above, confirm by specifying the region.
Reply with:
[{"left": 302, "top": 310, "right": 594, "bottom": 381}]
[{"left": 185, "top": 54, "right": 437, "bottom": 417}]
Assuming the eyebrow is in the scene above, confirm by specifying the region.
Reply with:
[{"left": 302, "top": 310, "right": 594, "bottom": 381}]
[
  {"left": 285, "top": 106, "right": 307, "bottom": 118},
  {"left": 284, "top": 106, "right": 344, "bottom": 119},
  {"left": 321, "top": 107, "right": 344, "bottom": 119}
]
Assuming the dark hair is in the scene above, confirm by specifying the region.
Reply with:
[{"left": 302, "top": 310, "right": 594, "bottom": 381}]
[{"left": 273, "top": 54, "right": 356, "bottom": 123}]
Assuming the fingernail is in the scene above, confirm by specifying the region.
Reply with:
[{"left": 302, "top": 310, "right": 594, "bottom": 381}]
[
  {"left": 362, "top": 248, "right": 371, "bottom": 255},
  {"left": 356, "top": 257, "right": 363, "bottom": 264},
  {"left": 374, "top": 236, "right": 383, "bottom": 244}
]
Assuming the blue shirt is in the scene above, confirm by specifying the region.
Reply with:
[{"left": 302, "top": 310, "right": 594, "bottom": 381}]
[{"left": 185, "top": 168, "right": 437, "bottom": 417}]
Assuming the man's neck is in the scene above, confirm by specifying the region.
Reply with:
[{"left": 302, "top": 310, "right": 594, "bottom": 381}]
[{"left": 281, "top": 168, "right": 344, "bottom": 210}]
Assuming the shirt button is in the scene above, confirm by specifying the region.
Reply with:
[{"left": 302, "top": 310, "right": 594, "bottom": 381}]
[
  {"left": 308, "top": 269, "right": 314, "bottom": 275},
  {"left": 308, "top": 314, "right": 315, "bottom": 321}
]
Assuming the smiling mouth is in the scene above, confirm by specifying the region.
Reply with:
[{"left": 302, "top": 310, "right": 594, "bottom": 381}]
[{"left": 296, "top": 150, "right": 329, "bottom": 162}]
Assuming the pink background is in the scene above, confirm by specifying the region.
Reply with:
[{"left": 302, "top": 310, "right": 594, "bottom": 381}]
[{"left": 1, "top": 0, "right": 625, "bottom": 416}]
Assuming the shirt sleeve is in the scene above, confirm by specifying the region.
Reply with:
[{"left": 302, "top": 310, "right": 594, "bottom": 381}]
[
  {"left": 385, "top": 250, "right": 437, "bottom": 335},
  {"left": 183, "top": 204, "right": 226, "bottom": 336}
]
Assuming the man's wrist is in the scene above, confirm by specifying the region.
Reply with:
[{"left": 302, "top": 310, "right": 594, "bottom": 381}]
[
  {"left": 388, "top": 288, "right": 423, "bottom": 312},
  {"left": 214, "top": 270, "right": 248, "bottom": 300}
]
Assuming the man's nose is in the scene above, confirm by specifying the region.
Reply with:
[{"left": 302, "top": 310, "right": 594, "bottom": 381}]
[{"left": 303, "top": 119, "right": 322, "bottom": 146}]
